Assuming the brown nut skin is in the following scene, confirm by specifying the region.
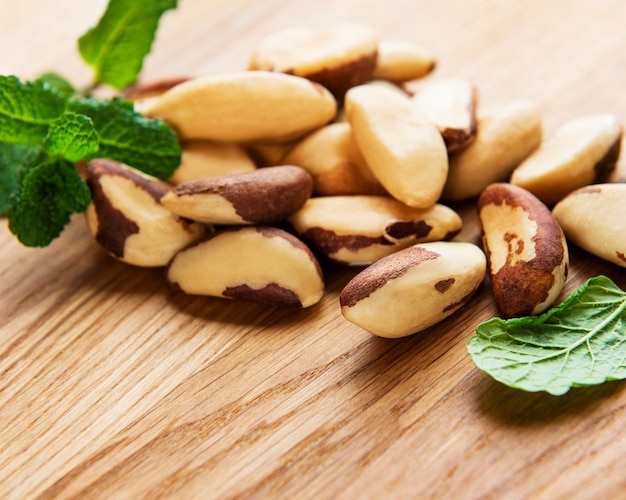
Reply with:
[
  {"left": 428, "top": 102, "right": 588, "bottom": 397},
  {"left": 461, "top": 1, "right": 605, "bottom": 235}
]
[
  {"left": 248, "top": 23, "right": 379, "bottom": 100},
  {"left": 340, "top": 241, "right": 486, "bottom": 338},
  {"left": 552, "top": 183, "right": 626, "bottom": 268},
  {"left": 282, "top": 122, "right": 386, "bottom": 196},
  {"left": 510, "top": 113, "right": 623, "bottom": 206},
  {"left": 85, "top": 159, "right": 206, "bottom": 267},
  {"left": 161, "top": 165, "right": 313, "bottom": 225},
  {"left": 166, "top": 226, "right": 325, "bottom": 308},
  {"left": 289, "top": 195, "right": 462, "bottom": 266},
  {"left": 478, "top": 183, "right": 569, "bottom": 318}
]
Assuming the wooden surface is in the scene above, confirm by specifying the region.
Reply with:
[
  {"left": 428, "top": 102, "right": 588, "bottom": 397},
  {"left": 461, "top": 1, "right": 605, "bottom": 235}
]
[{"left": 2, "top": 1, "right": 626, "bottom": 498}]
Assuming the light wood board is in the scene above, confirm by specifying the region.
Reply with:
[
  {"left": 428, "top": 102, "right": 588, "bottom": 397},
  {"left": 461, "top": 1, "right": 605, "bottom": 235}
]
[{"left": 2, "top": 1, "right": 626, "bottom": 498}]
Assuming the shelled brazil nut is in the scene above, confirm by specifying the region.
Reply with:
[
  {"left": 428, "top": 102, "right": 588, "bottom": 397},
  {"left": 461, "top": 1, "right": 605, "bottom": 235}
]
[
  {"left": 345, "top": 84, "right": 448, "bottom": 209},
  {"left": 166, "top": 226, "right": 325, "bottom": 308},
  {"left": 288, "top": 195, "right": 462, "bottom": 266},
  {"left": 478, "top": 183, "right": 569, "bottom": 317},
  {"left": 161, "top": 165, "right": 313, "bottom": 225},
  {"left": 510, "top": 113, "right": 623, "bottom": 205},
  {"left": 85, "top": 159, "right": 206, "bottom": 267},
  {"left": 552, "top": 184, "right": 626, "bottom": 268},
  {"left": 410, "top": 77, "right": 479, "bottom": 153},
  {"left": 340, "top": 242, "right": 487, "bottom": 338},
  {"left": 371, "top": 39, "right": 436, "bottom": 83},
  {"left": 140, "top": 71, "right": 337, "bottom": 142},
  {"left": 248, "top": 23, "right": 379, "bottom": 100}
]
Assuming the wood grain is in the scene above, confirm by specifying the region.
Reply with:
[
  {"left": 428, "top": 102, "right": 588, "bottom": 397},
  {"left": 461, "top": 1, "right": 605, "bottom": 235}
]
[{"left": 2, "top": 1, "right": 626, "bottom": 498}]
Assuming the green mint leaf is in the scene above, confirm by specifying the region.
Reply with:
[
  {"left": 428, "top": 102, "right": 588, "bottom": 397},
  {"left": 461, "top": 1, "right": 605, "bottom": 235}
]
[
  {"left": 0, "top": 141, "right": 38, "bottom": 214},
  {"left": 467, "top": 276, "right": 626, "bottom": 396},
  {"left": 0, "top": 75, "right": 68, "bottom": 145},
  {"left": 78, "top": 0, "right": 178, "bottom": 89},
  {"left": 37, "top": 72, "right": 77, "bottom": 99},
  {"left": 7, "top": 151, "right": 91, "bottom": 247},
  {"left": 68, "top": 96, "right": 181, "bottom": 179},
  {"left": 43, "top": 112, "right": 99, "bottom": 162}
]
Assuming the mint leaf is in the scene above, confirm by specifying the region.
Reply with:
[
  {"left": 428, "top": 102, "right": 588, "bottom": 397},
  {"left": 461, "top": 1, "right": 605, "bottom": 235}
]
[
  {"left": 78, "top": 0, "right": 178, "bottom": 89},
  {"left": 7, "top": 151, "right": 91, "bottom": 247},
  {"left": 68, "top": 96, "right": 180, "bottom": 179},
  {"left": 0, "top": 75, "right": 68, "bottom": 145},
  {"left": 37, "top": 72, "right": 77, "bottom": 99},
  {"left": 0, "top": 141, "right": 37, "bottom": 214},
  {"left": 43, "top": 112, "right": 99, "bottom": 162},
  {"left": 467, "top": 276, "right": 626, "bottom": 395}
]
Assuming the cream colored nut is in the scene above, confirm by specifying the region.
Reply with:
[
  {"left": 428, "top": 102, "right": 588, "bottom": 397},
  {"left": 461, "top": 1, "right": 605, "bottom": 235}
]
[
  {"left": 510, "top": 113, "right": 623, "bottom": 205},
  {"left": 289, "top": 195, "right": 462, "bottom": 266},
  {"left": 166, "top": 226, "right": 324, "bottom": 308},
  {"left": 442, "top": 100, "right": 542, "bottom": 201},
  {"left": 85, "top": 159, "right": 206, "bottom": 267},
  {"left": 169, "top": 140, "right": 257, "bottom": 184},
  {"left": 372, "top": 39, "right": 436, "bottom": 82},
  {"left": 140, "top": 71, "right": 337, "bottom": 142},
  {"left": 345, "top": 84, "right": 448, "bottom": 208},
  {"left": 331, "top": 79, "right": 409, "bottom": 124},
  {"left": 282, "top": 122, "right": 385, "bottom": 196},
  {"left": 412, "top": 78, "right": 478, "bottom": 153},
  {"left": 478, "top": 183, "right": 568, "bottom": 318},
  {"left": 340, "top": 241, "right": 486, "bottom": 338},
  {"left": 552, "top": 183, "right": 626, "bottom": 267},
  {"left": 248, "top": 23, "right": 379, "bottom": 100},
  {"left": 162, "top": 165, "right": 313, "bottom": 225}
]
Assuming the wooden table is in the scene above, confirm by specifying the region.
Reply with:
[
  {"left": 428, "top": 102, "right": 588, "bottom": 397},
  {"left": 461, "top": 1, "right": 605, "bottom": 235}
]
[{"left": 2, "top": 1, "right": 626, "bottom": 498}]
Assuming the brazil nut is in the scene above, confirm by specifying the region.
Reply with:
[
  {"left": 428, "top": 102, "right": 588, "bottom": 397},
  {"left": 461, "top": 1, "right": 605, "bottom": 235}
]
[
  {"left": 340, "top": 241, "right": 486, "bottom": 338},
  {"left": 478, "top": 182, "right": 569, "bottom": 317}
]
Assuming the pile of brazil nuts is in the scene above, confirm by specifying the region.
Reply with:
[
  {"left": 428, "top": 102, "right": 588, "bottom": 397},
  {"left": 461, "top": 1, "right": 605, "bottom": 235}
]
[{"left": 85, "top": 22, "right": 624, "bottom": 338}]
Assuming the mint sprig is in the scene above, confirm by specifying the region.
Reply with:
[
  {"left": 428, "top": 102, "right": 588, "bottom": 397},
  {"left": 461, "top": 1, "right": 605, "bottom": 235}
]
[
  {"left": 467, "top": 276, "right": 626, "bottom": 396},
  {"left": 7, "top": 151, "right": 91, "bottom": 247},
  {"left": 43, "top": 111, "right": 99, "bottom": 162},
  {"left": 78, "top": 0, "right": 178, "bottom": 90},
  {"left": 0, "top": 142, "right": 37, "bottom": 213},
  {"left": 68, "top": 97, "right": 181, "bottom": 179},
  {"left": 0, "top": 76, "right": 68, "bottom": 145},
  {"left": 0, "top": 0, "right": 181, "bottom": 246}
]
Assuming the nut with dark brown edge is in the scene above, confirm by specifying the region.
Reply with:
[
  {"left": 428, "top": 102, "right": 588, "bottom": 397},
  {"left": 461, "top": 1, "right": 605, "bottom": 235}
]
[
  {"left": 478, "top": 183, "right": 569, "bottom": 318},
  {"left": 85, "top": 159, "right": 206, "bottom": 267},
  {"left": 166, "top": 226, "right": 325, "bottom": 308},
  {"left": 510, "top": 113, "right": 623, "bottom": 206},
  {"left": 411, "top": 78, "right": 478, "bottom": 153},
  {"left": 552, "top": 183, "right": 626, "bottom": 268},
  {"left": 248, "top": 23, "right": 379, "bottom": 100},
  {"left": 289, "top": 195, "right": 462, "bottom": 266},
  {"left": 340, "top": 241, "right": 486, "bottom": 338},
  {"left": 161, "top": 165, "right": 313, "bottom": 225}
]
